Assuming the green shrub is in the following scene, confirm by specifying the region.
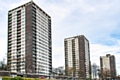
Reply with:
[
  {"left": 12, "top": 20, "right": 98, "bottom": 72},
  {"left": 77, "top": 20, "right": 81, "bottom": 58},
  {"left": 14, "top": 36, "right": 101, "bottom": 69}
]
[
  {"left": 2, "top": 76, "right": 49, "bottom": 80},
  {"left": 2, "top": 76, "right": 24, "bottom": 80},
  {"left": 25, "top": 78, "right": 34, "bottom": 80},
  {"left": 2, "top": 77, "right": 10, "bottom": 80},
  {"left": 35, "top": 78, "right": 39, "bottom": 80},
  {"left": 2, "top": 76, "right": 11, "bottom": 80},
  {"left": 14, "top": 76, "right": 24, "bottom": 80},
  {"left": 86, "top": 78, "right": 92, "bottom": 80}
]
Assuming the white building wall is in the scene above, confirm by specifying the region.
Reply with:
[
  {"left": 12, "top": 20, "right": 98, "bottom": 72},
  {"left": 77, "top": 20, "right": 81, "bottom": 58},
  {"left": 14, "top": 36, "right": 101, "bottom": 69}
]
[
  {"left": 9, "top": 7, "right": 26, "bottom": 73},
  {"left": 20, "top": 7, "right": 26, "bottom": 73},
  {"left": 67, "top": 40, "right": 73, "bottom": 68},
  {"left": 84, "top": 39, "right": 90, "bottom": 78},
  {"left": 36, "top": 7, "right": 50, "bottom": 75},
  {"left": 75, "top": 38, "right": 79, "bottom": 77},
  {"left": 11, "top": 11, "right": 17, "bottom": 72},
  {"left": 102, "top": 57, "right": 110, "bottom": 70}
]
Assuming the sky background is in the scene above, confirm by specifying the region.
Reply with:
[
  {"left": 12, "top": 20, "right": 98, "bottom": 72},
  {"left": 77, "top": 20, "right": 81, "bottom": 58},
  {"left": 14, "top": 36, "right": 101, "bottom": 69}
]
[{"left": 0, "top": 0, "right": 120, "bottom": 75}]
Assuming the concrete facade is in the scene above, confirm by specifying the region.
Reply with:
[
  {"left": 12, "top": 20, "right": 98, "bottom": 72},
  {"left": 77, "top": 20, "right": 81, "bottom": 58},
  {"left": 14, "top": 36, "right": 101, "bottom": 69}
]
[
  {"left": 64, "top": 35, "right": 91, "bottom": 79},
  {"left": 100, "top": 54, "right": 116, "bottom": 79},
  {"left": 7, "top": 1, "right": 52, "bottom": 76}
]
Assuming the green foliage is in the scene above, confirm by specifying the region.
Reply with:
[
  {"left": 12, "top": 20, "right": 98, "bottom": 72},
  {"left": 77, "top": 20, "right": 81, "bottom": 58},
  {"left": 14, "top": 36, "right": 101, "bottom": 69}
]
[
  {"left": 2, "top": 77, "right": 10, "bottom": 80},
  {"left": 79, "top": 78, "right": 92, "bottom": 80},
  {"left": 2, "top": 76, "right": 24, "bottom": 80},
  {"left": 2, "top": 76, "right": 48, "bottom": 80},
  {"left": 86, "top": 78, "right": 92, "bottom": 80},
  {"left": 25, "top": 78, "right": 34, "bottom": 80},
  {"left": 14, "top": 76, "right": 24, "bottom": 80},
  {"left": 2, "top": 76, "right": 10, "bottom": 80},
  {"left": 34, "top": 78, "right": 39, "bottom": 80}
]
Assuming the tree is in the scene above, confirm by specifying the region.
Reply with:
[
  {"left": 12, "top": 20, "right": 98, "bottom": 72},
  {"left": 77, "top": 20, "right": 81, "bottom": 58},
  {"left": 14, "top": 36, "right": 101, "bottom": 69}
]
[
  {"left": 52, "top": 67, "right": 65, "bottom": 79},
  {"left": 0, "top": 58, "right": 7, "bottom": 70},
  {"left": 101, "top": 68, "right": 111, "bottom": 79},
  {"left": 97, "top": 69, "right": 102, "bottom": 80},
  {"left": 66, "top": 67, "right": 73, "bottom": 77},
  {"left": 52, "top": 67, "right": 59, "bottom": 78},
  {"left": 91, "top": 63, "right": 98, "bottom": 79}
]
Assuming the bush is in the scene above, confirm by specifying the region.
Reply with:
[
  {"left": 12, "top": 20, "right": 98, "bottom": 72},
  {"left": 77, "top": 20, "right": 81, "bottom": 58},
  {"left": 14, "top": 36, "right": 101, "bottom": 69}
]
[
  {"left": 35, "top": 78, "right": 39, "bottom": 80},
  {"left": 2, "top": 76, "right": 11, "bottom": 80},
  {"left": 86, "top": 78, "right": 92, "bottom": 80},
  {"left": 2, "top": 76, "right": 24, "bottom": 80},
  {"left": 24, "top": 78, "right": 34, "bottom": 80},
  {"left": 14, "top": 76, "right": 23, "bottom": 80},
  {"left": 2, "top": 76, "right": 48, "bottom": 80}
]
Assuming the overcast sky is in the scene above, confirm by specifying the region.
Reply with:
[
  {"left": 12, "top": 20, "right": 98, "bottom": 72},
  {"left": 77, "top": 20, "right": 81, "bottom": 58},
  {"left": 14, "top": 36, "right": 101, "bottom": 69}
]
[{"left": 0, "top": 0, "right": 120, "bottom": 75}]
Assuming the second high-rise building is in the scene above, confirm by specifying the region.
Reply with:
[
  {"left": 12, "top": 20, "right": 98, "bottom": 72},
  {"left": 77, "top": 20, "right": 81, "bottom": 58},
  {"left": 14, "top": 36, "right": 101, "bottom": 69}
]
[
  {"left": 7, "top": 1, "right": 52, "bottom": 76},
  {"left": 64, "top": 35, "right": 91, "bottom": 79},
  {"left": 100, "top": 54, "right": 116, "bottom": 79}
]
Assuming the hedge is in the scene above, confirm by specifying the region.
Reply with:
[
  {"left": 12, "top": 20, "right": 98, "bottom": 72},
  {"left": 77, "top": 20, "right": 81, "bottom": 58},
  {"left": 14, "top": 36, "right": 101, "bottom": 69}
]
[{"left": 2, "top": 76, "right": 48, "bottom": 80}]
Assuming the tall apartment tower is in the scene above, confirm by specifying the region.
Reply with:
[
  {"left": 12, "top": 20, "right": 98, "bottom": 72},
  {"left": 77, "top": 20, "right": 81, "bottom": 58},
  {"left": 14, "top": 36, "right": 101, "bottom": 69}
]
[
  {"left": 100, "top": 54, "right": 116, "bottom": 79},
  {"left": 7, "top": 1, "right": 52, "bottom": 76},
  {"left": 64, "top": 35, "right": 91, "bottom": 79}
]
